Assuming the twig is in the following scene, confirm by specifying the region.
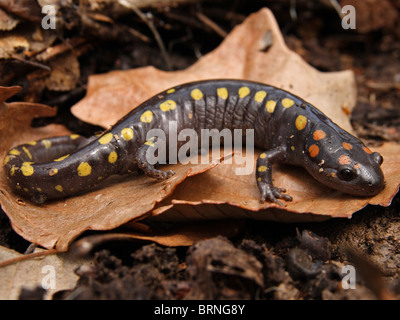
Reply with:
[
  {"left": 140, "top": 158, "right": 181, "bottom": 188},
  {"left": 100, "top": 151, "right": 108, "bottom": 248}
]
[
  {"left": 0, "top": 249, "right": 59, "bottom": 268},
  {"left": 119, "top": 0, "right": 172, "bottom": 70},
  {"left": 11, "top": 55, "right": 51, "bottom": 71},
  {"left": 196, "top": 12, "right": 227, "bottom": 38}
]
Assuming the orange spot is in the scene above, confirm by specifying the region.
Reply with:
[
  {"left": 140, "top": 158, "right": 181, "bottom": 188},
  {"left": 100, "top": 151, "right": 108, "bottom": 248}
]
[
  {"left": 308, "top": 144, "right": 319, "bottom": 158},
  {"left": 339, "top": 155, "right": 351, "bottom": 165},
  {"left": 363, "top": 146, "right": 372, "bottom": 154},
  {"left": 353, "top": 163, "right": 361, "bottom": 170},
  {"left": 313, "top": 130, "right": 326, "bottom": 141},
  {"left": 342, "top": 142, "right": 352, "bottom": 150}
]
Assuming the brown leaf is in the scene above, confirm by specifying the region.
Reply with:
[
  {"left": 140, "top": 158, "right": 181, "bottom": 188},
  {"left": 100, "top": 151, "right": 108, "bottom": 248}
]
[
  {"left": 150, "top": 147, "right": 400, "bottom": 222},
  {"left": 0, "top": 8, "right": 19, "bottom": 31},
  {"left": 71, "top": 8, "right": 356, "bottom": 133},
  {"left": 70, "top": 220, "right": 244, "bottom": 254},
  {"left": 45, "top": 53, "right": 80, "bottom": 91}
]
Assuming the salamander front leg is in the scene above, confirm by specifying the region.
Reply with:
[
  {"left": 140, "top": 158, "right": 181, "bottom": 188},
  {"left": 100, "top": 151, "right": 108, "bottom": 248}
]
[
  {"left": 256, "top": 147, "right": 293, "bottom": 206},
  {"left": 135, "top": 137, "right": 175, "bottom": 180}
]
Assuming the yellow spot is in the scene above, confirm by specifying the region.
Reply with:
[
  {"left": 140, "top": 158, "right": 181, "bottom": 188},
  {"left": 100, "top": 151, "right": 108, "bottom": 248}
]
[
  {"left": 77, "top": 162, "right": 92, "bottom": 176},
  {"left": 21, "top": 162, "right": 34, "bottom": 176},
  {"left": 42, "top": 139, "right": 52, "bottom": 149},
  {"left": 10, "top": 165, "right": 15, "bottom": 176},
  {"left": 167, "top": 88, "right": 175, "bottom": 94},
  {"left": 238, "top": 87, "right": 250, "bottom": 98},
  {"left": 217, "top": 87, "right": 228, "bottom": 100},
  {"left": 295, "top": 115, "right": 307, "bottom": 131},
  {"left": 27, "top": 141, "right": 37, "bottom": 146},
  {"left": 22, "top": 146, "right": 32, "bottom": 160},
  {"left": 37, "top": 188, "right": 42, "bottom": 192},
  {"left": 23, "top": 187, "right": 29, "bottom": 193},
  {"left": 9, "top": 149, "right": 20, "bottom": 156},
  {"left": 191, "top": 88, "right": 203, "bottom": 100},
  {"left": 99, "top": 132, "right": 113, "bottom": 144},
  {"left": 254, "top": 90, "right": 267, "bottom": 103},
  {"left": 259, "top": 153, "right": 267, "bottom": 159},
  {"left": 258, "top": 165, "right": 267, "bottom": 172},
  {"left": 145, "top": 137, "right": 156, "bottom": 147},
  {"left": 265, "top": 100, "right": 276, "bottom": 113},
  {"left": 108, "top": 151, "right": 118, "bottom": 164},
  {"left": 70, "top": 134, "right": 80, "bottom": 140},
  {"left": 55, "top": 185, "right": 63, "bottom": 192},
  {"left": 257, "top": 177, "right": 262, "bottom": 182},
  {"left": 282, "top": 98, "right": 295, "bottom": 108},
  {"left": 160, "top": 100, "right": 177, "bottom": 112},
  {"left": 3, "top": 155, "right": 10, "bottom": 166},
  {"left": 140, "top": 110, "right": 154, "bottom": 123},
  {"left": 49, "top": 168, "right": 58, "bottom": 176},
  {"left": 54, "top": 154, "right": 69, "bottom": 162},
  {"left": 121, "top": 128, "right": 134, "bottom": 141},
  {"left": 291, "top": 146, "right": 295, "bottom": 151}
]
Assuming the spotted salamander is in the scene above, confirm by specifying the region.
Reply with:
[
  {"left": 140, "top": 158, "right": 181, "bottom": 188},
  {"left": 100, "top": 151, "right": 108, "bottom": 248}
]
[{"left": 3, "top": 79, "right": 385, "bottom": 205}]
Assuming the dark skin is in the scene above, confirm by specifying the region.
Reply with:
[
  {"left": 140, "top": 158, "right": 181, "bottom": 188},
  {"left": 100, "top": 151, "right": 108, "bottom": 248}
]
[{"left": 4, "top": 79, "right": 385, "bottom": 204}]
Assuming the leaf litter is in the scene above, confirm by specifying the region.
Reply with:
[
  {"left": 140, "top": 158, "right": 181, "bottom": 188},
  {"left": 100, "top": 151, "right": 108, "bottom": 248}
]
[{"left": 0, "top": 8, "right": 399, "bottom": 252}]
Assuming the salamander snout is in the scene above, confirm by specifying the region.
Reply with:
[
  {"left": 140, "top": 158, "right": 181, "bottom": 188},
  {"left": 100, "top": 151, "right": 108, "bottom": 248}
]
[{"left": 340, "top": 154, "right": 385, "bottom": 197}]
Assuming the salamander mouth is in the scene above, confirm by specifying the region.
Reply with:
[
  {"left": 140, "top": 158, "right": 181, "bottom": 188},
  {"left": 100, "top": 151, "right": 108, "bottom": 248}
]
[{"left": 307, "top": 167, "right": 385, "bottom": 197}]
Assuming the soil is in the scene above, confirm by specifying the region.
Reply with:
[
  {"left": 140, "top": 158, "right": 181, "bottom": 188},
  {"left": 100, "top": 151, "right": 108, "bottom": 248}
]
[{"left": 1, "top": 0, "right": 399, "bottom": 300}]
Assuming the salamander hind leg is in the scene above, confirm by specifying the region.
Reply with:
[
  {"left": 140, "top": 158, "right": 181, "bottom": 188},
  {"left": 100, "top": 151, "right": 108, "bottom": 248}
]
[
  {"left": 256, "top": 147, "right": 293, "bottom": 206},
  {"left": 135, "top": 137, "right": 175, "bottom": 180}
]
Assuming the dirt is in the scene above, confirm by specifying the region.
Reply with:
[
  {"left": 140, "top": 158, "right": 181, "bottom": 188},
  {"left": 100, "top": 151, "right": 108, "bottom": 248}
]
[{"left": 0, "top": 0, "right": 399, "bottom": 300}]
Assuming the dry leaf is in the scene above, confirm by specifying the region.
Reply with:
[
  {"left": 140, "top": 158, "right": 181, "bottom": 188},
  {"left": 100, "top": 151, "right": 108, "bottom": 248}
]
[
  {"left": 0, "top": 245, "right": 88, "bottom": 300},
  {"left": 45, "top": 53, "right": 80, "bottom": 91},
  {"left": 72, "top": 8, "right": 356, "bottom": 133},
  {"left": 71, "top": 219, "right": 244, "bottom": 254},
  {"left": 0, "top": 8, "right": 19, "bottom": 31},
  {"left": 150, "top": 148, "right": 400, "bottom": 222}
]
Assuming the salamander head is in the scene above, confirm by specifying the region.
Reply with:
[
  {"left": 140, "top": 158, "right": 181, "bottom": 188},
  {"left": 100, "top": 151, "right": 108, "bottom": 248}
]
[{"left": 304, "top": 127, "right": 385, "bottom": 197}]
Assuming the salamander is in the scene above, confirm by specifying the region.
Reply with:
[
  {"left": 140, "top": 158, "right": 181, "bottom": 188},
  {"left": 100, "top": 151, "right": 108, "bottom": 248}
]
[{"left": 3, "top": 79, "right": 385, "bottom": 205}]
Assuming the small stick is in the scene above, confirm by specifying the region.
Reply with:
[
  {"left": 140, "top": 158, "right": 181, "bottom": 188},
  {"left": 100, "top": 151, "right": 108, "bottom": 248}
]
[
  {"left": 130, "top": 4, "right": 173, "bottom": 70},
  {"left": 196, "top": 12, "right": 227, "bottom": 38}
]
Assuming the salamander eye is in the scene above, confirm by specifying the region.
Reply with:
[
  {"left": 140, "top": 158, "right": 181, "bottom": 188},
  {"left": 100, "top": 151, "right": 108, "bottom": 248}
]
[
  {"left": 338, "top": 166, "right": 356, "bottom": 181},
  {"left": 372, "top": 152, "right": 383, "bottom": 165}
]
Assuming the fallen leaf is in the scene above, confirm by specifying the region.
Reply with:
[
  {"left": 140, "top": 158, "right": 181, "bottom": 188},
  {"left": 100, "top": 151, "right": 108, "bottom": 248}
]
[
  {"left": 0, "top": 8, "right": 19, "bottom": 31},
  {"left": 70, "top": 220, "right": 244, "bottom": 254},
  {"left": 149, "top": 148, "right": 400, "bottom": 222},
  {"left": 71, "top": 8, "right": 356, "bottom": 133},
  {"left": 0, "top": 245, "right": 88, "bottom": 300},
  {"left": 45, "top": 53, "right": 80, "bottom": 91}
]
